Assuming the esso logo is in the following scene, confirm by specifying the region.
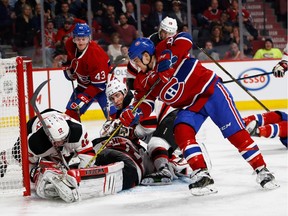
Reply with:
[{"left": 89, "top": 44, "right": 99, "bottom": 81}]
[{"left": 238, "top": 68, "right": 270, "bottom": 91}]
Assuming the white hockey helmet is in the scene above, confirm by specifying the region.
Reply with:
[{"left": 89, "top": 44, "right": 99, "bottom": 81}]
[
  {"left": 44, "top": 113, "right": 70, "bottom": 146},
  {"left": 106, "top": 79, "right": 128, "bottom": 101},
  {"left": 159, "top": 17, "right": 178, "bottom": 35}
]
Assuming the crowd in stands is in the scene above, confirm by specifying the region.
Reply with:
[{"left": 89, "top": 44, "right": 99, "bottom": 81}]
[{"left": 0, "top": 0, "right": 285, "bottom": 67}]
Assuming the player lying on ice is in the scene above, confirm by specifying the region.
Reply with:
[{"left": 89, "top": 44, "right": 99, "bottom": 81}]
[
  {"left": 0, "top": 109, "right": 141, "bottom": 203},
  {"left": 118, "top": 33, "right": 280, "bottom": 195}
]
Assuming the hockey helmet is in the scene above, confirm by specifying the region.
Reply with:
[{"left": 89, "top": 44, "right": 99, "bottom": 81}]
[
  {"left": 159, "top": 17, "right": 178, "bottom": 35},
  {"left": 106, "top": 78, "right": 128, "bottom": 101},
  {"left": 73, "top": 23, "right": 91, "bottom": 37},
  {"left": 128, "top": 38, "right": 155, "bottom": 60},
  {"left": 44, "top": 113, "right": 70, "bottom": 146}
]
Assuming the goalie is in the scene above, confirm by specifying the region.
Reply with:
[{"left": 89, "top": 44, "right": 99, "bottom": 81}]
[{"left": 0, "top": 109, "right": 125, "bottom": 202}]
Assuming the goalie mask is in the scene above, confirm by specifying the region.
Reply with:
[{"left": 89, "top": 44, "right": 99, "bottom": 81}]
[{"left": 44, "top": 113, "right": 70, "bottom": 147}]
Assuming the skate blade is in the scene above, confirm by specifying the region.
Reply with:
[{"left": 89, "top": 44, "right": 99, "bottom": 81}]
[
  {"left": 190, "top": 185, "right": 218, "bottom": 196},
  {"left": 263, "top": 180, "right": 280, "bottom": 190}
]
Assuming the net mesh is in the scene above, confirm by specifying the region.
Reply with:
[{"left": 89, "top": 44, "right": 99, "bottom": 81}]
[{"left": 0, "top": 57, "right": 26, "bottom": 195}]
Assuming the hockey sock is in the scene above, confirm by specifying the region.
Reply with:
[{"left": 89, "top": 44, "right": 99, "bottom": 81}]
[
  {"left": 228, "top": 129, "right": 266, "bottom": 170},
  {"left": 174, "top": 124, "right": 207, "bottom": 170},
  {"left": 258, "top": 121, "right": 288, "bottom": 138}
]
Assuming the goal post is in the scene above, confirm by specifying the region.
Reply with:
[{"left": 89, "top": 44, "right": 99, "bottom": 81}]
[{"left": 0, "top": 56, "right": 34, "bottom": 196}]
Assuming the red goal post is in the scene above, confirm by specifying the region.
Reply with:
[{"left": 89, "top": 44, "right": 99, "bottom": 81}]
[{"left": 0, "top": 57, "right": 34, "bottom": 196}]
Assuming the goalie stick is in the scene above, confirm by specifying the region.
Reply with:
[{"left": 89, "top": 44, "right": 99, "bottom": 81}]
[
  {"left": 30, "top": 80, "right": 70, "bottom": 169},
  {"left": 85, "top": 78, "right": 161, "bottom": 168}
]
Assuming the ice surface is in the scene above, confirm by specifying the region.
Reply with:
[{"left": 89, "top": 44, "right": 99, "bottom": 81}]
[{"left": 0, "top": 111, "right": 287, "bottom": 216}]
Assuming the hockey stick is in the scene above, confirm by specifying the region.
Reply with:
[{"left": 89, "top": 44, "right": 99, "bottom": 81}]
[
  {"left": 223, "top": 72, "right": 273, "bottom": 84},
  {"left": 85, "top": 78, "right": 161, "bottom": 168},
  {"left": 195, "top": 43, "right": 270, "bottom": 112},
  {"left": 30, "top": 80, "right": 70, "bottom": 169}
]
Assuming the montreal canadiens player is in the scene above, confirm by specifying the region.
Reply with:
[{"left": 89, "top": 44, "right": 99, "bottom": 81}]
[
  {"left": 63, "top": 23, "right": 111, "bottom": 121},
  {"left": 119, "top": 34, "right": 279, "bottom": 195}
]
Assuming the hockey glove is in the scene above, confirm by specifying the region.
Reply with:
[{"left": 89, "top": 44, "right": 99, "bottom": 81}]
[
  {"left": 157, "top": 50, "right": 177, "bottom": 83},
  {"left": 63, "top": 68, "right": 77, "bottom": 81},
  {"left": 272, "top": 60, "right": 287, "bottom": 77},
  {"left": 119, "top": 106, "right": 143, "bottom": 127},
  {"left": 70, "top": 93, "right": 92, "bottom": 110},
  {"left": 157, "top": 50, "right": 178, "bottom": 72}
]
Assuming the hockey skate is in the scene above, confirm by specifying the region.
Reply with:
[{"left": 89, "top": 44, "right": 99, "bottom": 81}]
[
  {"left": 141, "top": 166, "right": 173, "bottom": 186},
  {"left": 256, "top": 167, "right": 280, "bottom": 190},
  {"left": 188, "top": 169, "right": 218, "bottom": 196},
  {"left": 245, "top": 120, "right": 259, "bottom": 136}
]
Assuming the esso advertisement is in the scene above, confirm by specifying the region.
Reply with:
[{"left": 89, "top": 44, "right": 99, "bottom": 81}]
[
  {"left": 238, "top": 68, "right": 270, "bottom": 91},
  {"left": 204, "top": 59, "right": 286, "bottom": 101}
]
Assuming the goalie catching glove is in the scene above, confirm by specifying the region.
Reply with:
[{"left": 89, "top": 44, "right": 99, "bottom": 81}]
[{"left": 272, "top": 60, "right": 287, "bottom": 77}]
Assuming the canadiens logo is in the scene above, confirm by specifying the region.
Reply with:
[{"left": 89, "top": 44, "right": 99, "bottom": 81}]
[{"left": 159, "top": 77, "right": 184, "bottom": 104}]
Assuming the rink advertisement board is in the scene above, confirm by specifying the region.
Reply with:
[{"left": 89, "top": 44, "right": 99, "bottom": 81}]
[{"left": 31, "top": 59, "right": 287, "bottom": 120}]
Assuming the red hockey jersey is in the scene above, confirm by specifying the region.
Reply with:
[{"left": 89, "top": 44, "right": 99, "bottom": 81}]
[{"left": 65, "top": 38, "right": 110, "bottom": 97}]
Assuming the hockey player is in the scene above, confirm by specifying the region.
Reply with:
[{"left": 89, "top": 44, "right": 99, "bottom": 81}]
[
  {"left": 243, "top": 111, "right": 287, "bottom": 148},
  {"left": 63, "top": 23, "right": 111, "bottom": 121},
  {"left": 92, "top": 78, "right": 157, "bottom": 189},
  {"left": 119, "top": 35, "right": 279, "bottom": 195},
  {"left": 126, "top": 17, "right": 186, "bottom": 185},
  {"left": 0, "top": 108, "right": 96, "bottom": 202},
  {"left": 272, "top": 44, "right": 287, "bottom": 77}
]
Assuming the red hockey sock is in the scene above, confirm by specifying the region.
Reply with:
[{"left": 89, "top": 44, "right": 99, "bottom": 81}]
[
  {"left": 174, "top": 124, "right": 207, "bottom": 170},
  {"left": 259, "top": 121, "right": 288, "bottom": 138},
  {"left": 228, "top": 129, "right": 266, "bottom": 170},
  {"left": 262, "top": 111, "right": 282, "bottom": 125}
]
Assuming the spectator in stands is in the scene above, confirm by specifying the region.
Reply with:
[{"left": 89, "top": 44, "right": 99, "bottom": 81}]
[
  {"left": 146, "top": 0, "right": 168, "bottom": 36},
  {"left": 0, "top": 0, "right": 16, "bottom": 45},
  {"left": 101, "top": 4, "right": 118, "bottom": 35},
  {"left": 226, "top": 0, "right": 258, "bottom": 40},
  {"left": 168, "top": 0, "right": 187, "bottom": 30},
  {"left": 125, "top": 0, "right": 137, "bottom": 29},
  {"left": 210, "top": 25, "right": 230, "bottom": 47},
  {"left": 44, "top": 20, "right": 57, "bottom": 67},
  {"left": 202, "top": 0, "right": 223, "bottom": 28},
  {"left": 43, "top": 0, "right": 57, "bottom": 20},
  {"left": 14, "top": 0, "right": 36, "bottom": 17},
  {"left": 14, "top": 4, "right": 35, "bottom": 57},
  {"left": 198, "top": 40, "right": 220, "bottom": 61},
  {"left": 107, "top": 32, "right": 122, "bottom": 63},
  {"left": 114, "top": 44, "right": 129, "bottom": 65},
  {"left": 54, "top": 2, "right": 75, "bottom": 29},
  {"left": 69, "top": 0, "right": 87, "bottom": 19},
  {"left": 53, "top": 35, "right": 69, "bottom": 68},
  {"left": 55, "top": 18, "right": 85, "bottom": 46},
  {"left": 253, "top": 38, "right": 283, "bottom": 59},
  {"left": 229, "top": 26, "right": 253, "bottom": 56},
  {"left": 110, "top": 13, "right": 138, "bottom": 46},
  {"left": 223, "top": 42, "right": 249, "bottom": 60},
  {"left": 217, "top": 11, "right": 234, "bottom": 43}
]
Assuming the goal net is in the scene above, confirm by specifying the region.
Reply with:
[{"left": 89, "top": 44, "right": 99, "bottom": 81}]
[{"left": 0, "top": 57, "right": 34, "bottom": 196}]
